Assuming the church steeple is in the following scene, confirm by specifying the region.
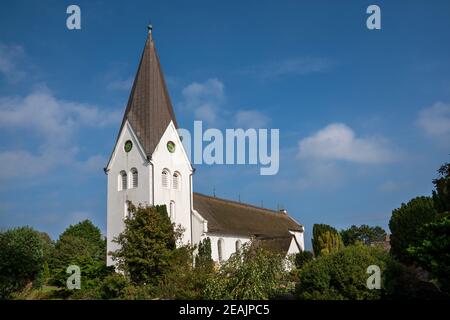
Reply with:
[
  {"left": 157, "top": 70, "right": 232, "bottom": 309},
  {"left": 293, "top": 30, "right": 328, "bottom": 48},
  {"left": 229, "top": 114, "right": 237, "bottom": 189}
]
[{"left": 116, "top": 26, "right": 178, "bottom": 158}]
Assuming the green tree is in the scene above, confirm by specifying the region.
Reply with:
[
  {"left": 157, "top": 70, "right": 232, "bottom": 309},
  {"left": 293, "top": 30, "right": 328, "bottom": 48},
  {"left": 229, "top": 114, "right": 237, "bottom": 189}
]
[
  {"left": 432, "top": 162, "right": 450, "bottom": 214},
  {"left": 111, "top": 203, "right": 186, "bottom": 286},
  {"left": 312, "top": 224, "right": 344, "bottom": 257},
  {"left": 203, "top": 243, "right": 286, "bottom": 300},
  {"left": 0, "top": 227, "right": 45, "bottom": 299},
  {"left": 57, "top": 219, "right": 105, "bottom": 259},
  {"left": 295, "top": 244, "right": 396, "bottom": 300},
  {"left": 195, "top": 237, "right": 213, "bottom": 270},
  {"left": 50, "top": 220, "right": 109, "bottom": 288},
  {"left": 389, "top": 196, "right": 437, "bottom": 263},
  {"left": 340, "top": 225, "right": 387, "bottom": 246},
  {"left": 408, "top": 216, "right": 450, "bottom": 295},
  {"left": 294, "top": 251, "right": 314, "bottom": 269}
]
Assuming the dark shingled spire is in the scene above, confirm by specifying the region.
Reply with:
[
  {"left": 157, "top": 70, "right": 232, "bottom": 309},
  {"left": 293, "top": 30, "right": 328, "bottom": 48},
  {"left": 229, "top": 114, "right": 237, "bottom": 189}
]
[{"left": 115, "top": 27, "right": 178, "bottom": 158}]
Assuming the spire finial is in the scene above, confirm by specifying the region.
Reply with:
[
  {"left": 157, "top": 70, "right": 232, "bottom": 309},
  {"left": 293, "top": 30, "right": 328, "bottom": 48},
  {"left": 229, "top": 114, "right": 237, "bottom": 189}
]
[{"left": 147, "top": 23, "right": 153, "bottom": 34}]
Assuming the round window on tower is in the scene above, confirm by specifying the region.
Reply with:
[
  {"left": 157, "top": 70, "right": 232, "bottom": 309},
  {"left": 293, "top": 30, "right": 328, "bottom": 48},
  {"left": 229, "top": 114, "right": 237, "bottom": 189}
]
[
  {"left": 167, "top": 141, "right": 175, "bottom": 153},
  {"left": 124, "top": 140, "right": 133, "bottom": 153}
]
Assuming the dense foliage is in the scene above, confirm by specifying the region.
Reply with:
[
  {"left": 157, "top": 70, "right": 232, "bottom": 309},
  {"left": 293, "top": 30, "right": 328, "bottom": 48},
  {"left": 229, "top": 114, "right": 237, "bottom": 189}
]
[
  {"left": 389, "top": 196, "right": 437, "bottom": 263},
  {"left": 195, "top": 237, "right": 213, "bottom": 269},
  {"left": 408, "top": 216, "right": 450, "bottom": 295},
  {"left": 340, "top": 225, "right": 387, "bottom": 246},
  {"left": 203, "top": 243, "right": 286, "bottom": 300},
  {"left": 0, "top": 227, "right": 45, "bottom": 299},
  {"left": 49, "top": 220, "right": 109, "bottom": 288},
  {"left": 111, "top": 203, "right": 190, "bottom": 287},
  {"left": 295, "top": 244, "right": 395, "bottom": 300},
  {"left": 312, "top": 224, "right": 344, "bottom": 257},
  {"left": 294, "top": 251, "right": 314, "bottom": 269},
  {"left": 4, "top": 160, "right": 449, "bottom": 300},
  {"left": 432, "top": 162, "right": 450, "bottom": 214}
]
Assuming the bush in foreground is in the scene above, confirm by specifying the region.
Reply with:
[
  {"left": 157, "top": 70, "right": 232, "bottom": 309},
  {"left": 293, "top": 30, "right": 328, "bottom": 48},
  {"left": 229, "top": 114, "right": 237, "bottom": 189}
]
[
  {"left": 295, "top": 244, "right": 395, "bottom": 300},
  {"left": 0, "top": 227, "right": 45, "bottom": 299},
  {"left": 203, "top": 243, "right": 286, "bottom": 300}
]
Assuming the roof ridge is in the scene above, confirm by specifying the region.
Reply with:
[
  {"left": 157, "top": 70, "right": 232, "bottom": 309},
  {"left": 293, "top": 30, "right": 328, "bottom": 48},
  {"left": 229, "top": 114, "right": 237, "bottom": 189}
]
[{"left": 193, "top": 192, "right": 285, "bottom": 216}]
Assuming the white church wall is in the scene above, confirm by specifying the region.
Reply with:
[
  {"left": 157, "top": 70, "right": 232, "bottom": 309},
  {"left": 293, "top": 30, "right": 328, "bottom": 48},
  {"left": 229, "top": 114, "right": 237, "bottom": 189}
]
[
  {"left": 289, "top": 230, "right": 305, "bottom": 252},
  {"left": 286, "top": 237, "right": 300, "bottom": 255},
  {"left": 191, "top": 210, "right": 206, "bottom": 247},
  {"left": 151, "top": 121, "right": 193, "bottom": 245},
  {"left": 106, "top": 121, "right": 152, "bottom": 266},
  {"left": 206, "top": 234, "right": 251, "bottom": 262}
]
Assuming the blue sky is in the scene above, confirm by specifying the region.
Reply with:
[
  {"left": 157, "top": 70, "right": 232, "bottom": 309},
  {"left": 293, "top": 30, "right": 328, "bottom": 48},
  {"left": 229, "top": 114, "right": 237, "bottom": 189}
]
[{"left": 0, "top": 0, "right": 449, "bottom": 249}]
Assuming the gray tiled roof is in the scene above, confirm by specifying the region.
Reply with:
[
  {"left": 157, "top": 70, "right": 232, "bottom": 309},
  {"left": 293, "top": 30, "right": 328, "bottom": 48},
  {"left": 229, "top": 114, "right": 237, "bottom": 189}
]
[
  {"left": 193, "top": 192, "right": 303, "bottom": 239},
  {"left": 112, "top": 32, "right": 178, "bottom": 161}
]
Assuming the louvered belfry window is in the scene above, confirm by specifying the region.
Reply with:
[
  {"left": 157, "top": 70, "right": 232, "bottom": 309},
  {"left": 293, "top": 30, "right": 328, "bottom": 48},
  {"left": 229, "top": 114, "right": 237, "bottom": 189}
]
[
  {"left": 173, "top": 172, "right": 180, "bottom": 190},
  {"left": 120, "top": 171, "right": 127, "bottom": 190},
  {"left": 162, "top": 169, "right": 169, "bottom": 188},
  {"left": 131, "top": 168, "right": 138, "bottom": 188}
]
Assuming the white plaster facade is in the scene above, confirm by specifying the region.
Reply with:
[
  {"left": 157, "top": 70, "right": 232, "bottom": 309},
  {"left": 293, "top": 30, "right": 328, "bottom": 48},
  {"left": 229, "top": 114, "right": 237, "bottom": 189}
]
[
  {"left": 106, "top": 120, "right": 193, "bottom": 265},
  {"left": 206, "top": 234, "right": 251, "bottom": 262}
]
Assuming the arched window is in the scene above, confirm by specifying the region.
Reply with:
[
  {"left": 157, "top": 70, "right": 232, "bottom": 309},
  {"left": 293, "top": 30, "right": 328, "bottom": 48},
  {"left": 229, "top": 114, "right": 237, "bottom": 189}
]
[
  {"left": 119, "top": 171, "right": 127, "bottom": 190},
  {"left": 162, "top": 169, "right": 170, "bottom": 188},
  {"left": 235, "top": 240, "right": 242, "bottom": 252},
  {"left": 173, "top": 172, "right": 180, "bottom": 190},
  {"left": 169, "top": 200, "right": 175, "bottom": 221},
  {"left": 218, "top": 238, "right": 224, "bottom": 262},
  {"left": 130, "top": 168, "right": 138, "bottom": 188},
  {"left": 124, "top": 201, "right": 130, "bottom": 219}
]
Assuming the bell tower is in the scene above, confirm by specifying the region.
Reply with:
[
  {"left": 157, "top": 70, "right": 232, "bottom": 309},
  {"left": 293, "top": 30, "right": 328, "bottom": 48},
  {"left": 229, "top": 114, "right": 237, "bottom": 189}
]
[{"left": 105, "top": 27, "right": 194, "bottom": 266}]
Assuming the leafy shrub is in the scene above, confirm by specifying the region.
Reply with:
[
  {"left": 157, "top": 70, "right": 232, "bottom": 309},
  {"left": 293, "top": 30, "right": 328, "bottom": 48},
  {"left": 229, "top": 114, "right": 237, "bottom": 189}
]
[
  {"left": 111, "top": 203, "right": 190, "bottom": 286},
  {"left": 312, "top": 224, "right": 344, "bottom": 257},
  {"left": 295, "top": 244, "right": 395, "bottom": 300},
  {"left": 432, "top": 162, "right": 450, "bottom": 214},
  {"left": 294, "top": 251, "right": 314, "bottom": 269},
  {"left": 203, "top": 243, "right": 286, "bottom": 300},
  {"left": 408, "top": 216, "right": 450, "bottom": 295},
  {"left": 0, "top": 227, "right": 45, "bottom": 299},
  {"left": 97, "top": 273, "right": 130, "bottom": 299},
  {"left": 340, "top": 225, "right": 387, "bottom": 246},
  {"left": 49, "top": 220, "right": 108, "bottom": 289},
  {"left": 389, "top": 196, "right": 437, "bottom": 263},
  {"left": 195, "top": 237, "right": 213, "bottom": 270}
]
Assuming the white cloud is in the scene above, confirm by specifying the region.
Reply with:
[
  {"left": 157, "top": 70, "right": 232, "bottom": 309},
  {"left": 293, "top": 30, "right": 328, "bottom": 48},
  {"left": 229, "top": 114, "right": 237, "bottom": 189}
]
[
  {"left": 235, "top": 110, "right": 270, "bottom": 128},
  {"left": 180, "top": 78, "right": 224, "bottom": 125},
  {"left": 298, "top": 123, "right": 397, "bottom": 164},
  {"left": 0, "top": 87, "right": 121, "bottom": 178},
  {"left": 0, "top": 86, "right": 120, "bottom": 145},
  {"left": 417, "top": 102, "right": 450, "bottom": 142},
  {"left": 0, "top": 148, "right": 76, "bottom": 178},
  {"left": 0, "top": 42, "right": 27, "bottom": 82}
]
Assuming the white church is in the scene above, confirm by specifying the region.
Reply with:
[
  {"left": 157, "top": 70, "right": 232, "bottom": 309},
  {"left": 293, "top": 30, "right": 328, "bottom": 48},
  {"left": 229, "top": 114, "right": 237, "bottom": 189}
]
[{"left": 105, "top": 28, "right": 304, "bottom": 266}]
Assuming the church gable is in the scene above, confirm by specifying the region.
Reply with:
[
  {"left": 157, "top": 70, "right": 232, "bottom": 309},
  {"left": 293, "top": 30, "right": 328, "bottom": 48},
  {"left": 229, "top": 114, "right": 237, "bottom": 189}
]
[
  {"left": 151, "top": 120, "right": 193, "bottom": 172},
  {"left": 106, "top": 120, "right": 148, "bottom": 172}
]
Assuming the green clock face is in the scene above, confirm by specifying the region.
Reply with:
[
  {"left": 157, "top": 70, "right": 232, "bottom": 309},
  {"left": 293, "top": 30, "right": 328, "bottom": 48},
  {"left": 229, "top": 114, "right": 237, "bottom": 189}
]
[
  {"left": 167, "top": 141, "right": 175, "bottom": 153},
  {"left": 124, "top": 140, "right": 133, "bottom": 153}
]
